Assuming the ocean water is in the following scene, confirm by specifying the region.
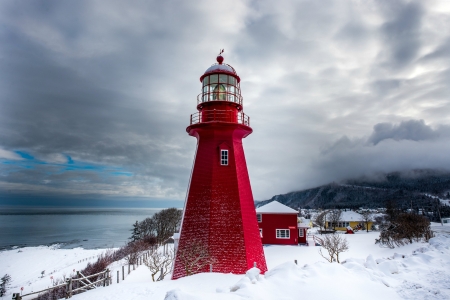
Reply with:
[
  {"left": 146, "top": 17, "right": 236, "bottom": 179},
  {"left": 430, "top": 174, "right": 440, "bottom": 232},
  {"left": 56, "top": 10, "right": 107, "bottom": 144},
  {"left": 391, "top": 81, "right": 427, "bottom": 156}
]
[{"left": 0, "top": 207, "right": 161, "bottom": 250}]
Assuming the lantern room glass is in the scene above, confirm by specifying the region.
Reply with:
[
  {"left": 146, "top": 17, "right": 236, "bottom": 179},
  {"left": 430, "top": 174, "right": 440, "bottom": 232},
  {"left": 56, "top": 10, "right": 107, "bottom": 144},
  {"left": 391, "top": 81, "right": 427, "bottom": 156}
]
[{"left": 201, "top": 74, "right": 241, "bottom": 104}]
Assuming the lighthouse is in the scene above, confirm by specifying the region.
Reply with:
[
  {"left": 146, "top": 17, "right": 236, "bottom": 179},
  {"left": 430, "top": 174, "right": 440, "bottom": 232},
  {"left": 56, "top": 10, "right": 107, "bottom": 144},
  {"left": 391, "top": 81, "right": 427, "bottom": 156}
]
[{"left": 172, "top": 53, "right": 267, "bottom": 279}]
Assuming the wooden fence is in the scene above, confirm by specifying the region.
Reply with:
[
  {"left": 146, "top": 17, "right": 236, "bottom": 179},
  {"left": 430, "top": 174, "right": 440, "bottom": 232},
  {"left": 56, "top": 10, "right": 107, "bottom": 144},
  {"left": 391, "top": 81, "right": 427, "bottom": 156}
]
[{"left": 11, "top": 252, "right": 154, "bottom": 300}]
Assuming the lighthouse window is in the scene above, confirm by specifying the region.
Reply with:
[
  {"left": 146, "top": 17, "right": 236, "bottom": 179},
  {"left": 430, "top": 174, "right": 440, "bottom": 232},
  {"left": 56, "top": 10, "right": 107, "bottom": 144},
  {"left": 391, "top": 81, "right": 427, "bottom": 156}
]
[
  {"left": 213, "top": 84, "right": 227, "bottom": 100},
  {"left": 220, "top": 150, "right": 228, "bottom": 165},
  {"left": 276, "top": 229, "right": 290, "bottom": 239},
  {"left": 219, "top": 74, "right": 228, "bottom": 84},
  {"left": 203, "top": 76, "right": 209, "bottom": 86},
  {"left": 210, "top": 74, "right": 218, "bottom": 83},
  {"left": 228, "top": 76, "right": 236, "bottom": 85}
]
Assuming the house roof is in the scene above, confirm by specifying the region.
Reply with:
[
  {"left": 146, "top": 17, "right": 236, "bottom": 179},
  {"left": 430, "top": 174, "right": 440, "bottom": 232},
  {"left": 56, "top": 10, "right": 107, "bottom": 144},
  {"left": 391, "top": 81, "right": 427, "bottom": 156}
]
[
  {"left": 256, "top": 201, "right": 298, "bottom": 214},
  {"left": 338, "top": 211, "right": 362, "bottom": 221},
  {"left": 298, "top": 218, "right": 311, "bottom": 228}
]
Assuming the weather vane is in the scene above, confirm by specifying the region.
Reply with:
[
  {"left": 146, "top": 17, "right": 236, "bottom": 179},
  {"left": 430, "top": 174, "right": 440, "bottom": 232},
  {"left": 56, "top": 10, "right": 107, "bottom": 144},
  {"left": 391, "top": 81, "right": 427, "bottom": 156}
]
[{"left": 218, "top": 49, "right": 224, "bottom": 56}]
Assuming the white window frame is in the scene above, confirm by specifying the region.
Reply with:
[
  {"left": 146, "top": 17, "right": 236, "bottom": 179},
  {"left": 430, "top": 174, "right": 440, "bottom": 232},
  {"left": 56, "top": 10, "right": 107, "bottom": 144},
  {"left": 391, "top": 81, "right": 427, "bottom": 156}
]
[
  {"left": 220, "top": 150, "right": 228, "bottom": 165},
  {"left": 299, "top": 228, "right": 304, "bottom": 237},
  {"left": 259, "top": 228, "right": 263, "bottom": 237},
  {"left": 276, "top": 229, "right": 290, "bottom": 239},
  {"left": 256, "top": 214, "right": 262, "bottom": 223}
]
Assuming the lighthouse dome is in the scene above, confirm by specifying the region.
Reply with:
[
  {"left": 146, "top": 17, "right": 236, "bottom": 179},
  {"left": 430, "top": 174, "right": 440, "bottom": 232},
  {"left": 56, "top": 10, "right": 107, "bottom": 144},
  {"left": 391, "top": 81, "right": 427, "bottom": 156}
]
[
  {"left": 200, "top": 56, "right": 240, "bottom": 83},
  {"left": 204, "top": 64, "right": 234, "bottom": 74}
]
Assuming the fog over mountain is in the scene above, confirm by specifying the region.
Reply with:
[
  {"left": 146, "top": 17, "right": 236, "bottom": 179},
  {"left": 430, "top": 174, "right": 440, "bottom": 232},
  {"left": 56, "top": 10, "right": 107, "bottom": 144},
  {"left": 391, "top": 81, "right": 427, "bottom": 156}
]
[
  {"left": 258, "top": 169, "right": 450, "bottom": 220},
  {"left": 1, "top": 0, "right": 450, "bottom": 206}
]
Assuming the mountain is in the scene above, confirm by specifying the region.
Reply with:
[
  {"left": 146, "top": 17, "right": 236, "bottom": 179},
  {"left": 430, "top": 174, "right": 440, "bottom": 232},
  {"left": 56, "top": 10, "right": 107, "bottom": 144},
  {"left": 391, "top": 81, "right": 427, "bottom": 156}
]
[{"left": 257, "top": 169, "right": 450, "bottom": 219}]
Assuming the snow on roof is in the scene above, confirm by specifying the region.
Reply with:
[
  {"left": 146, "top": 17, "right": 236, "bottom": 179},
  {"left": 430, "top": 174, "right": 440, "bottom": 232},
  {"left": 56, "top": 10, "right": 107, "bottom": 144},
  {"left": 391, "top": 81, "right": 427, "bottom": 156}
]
[
  {"left": 204, "top": 64, "right": 234, "bottom": 74},
  {"left": 298, "top": 218, "right": 311, "bottom": 228},
  {"left": 340, "top": 211, "right": 362, "bottom": 221},
  {"left": 256, "top": 201, "right": 298, "bottom": 214}
]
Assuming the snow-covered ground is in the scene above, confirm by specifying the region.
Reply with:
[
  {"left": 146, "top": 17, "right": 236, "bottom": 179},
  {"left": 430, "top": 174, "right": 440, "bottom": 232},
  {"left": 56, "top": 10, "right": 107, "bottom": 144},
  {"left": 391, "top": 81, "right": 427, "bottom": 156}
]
[{"left": 1, "top": 223, "right": 450, "bottom": 300}]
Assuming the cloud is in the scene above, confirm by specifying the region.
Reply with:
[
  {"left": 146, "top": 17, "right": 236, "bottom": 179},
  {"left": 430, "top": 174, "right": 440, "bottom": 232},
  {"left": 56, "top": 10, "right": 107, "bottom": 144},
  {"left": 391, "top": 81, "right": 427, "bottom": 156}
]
[
  {"left": 0, "top": 148, "right": 22, "bottom": 160},
  {"left": 307, "top": 119, "right": 450, "bottom": 187},
  {"left": 0, "top": 0, "right": 449, "bottom": 203},
  {"left": 368, "top": 119, "right": 438, "bottom": 145}
]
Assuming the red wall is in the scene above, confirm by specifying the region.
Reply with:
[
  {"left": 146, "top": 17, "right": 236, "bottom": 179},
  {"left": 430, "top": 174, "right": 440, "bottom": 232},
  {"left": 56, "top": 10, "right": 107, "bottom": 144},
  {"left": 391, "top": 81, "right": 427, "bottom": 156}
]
[
  {"left": 172, "top": 122, "right": 267, "bottom": 279},
  {"left": 258, "top": 213, "right": 298, "bottom": 245},
  {"left": 298, "top": 228, "right": 308, "bottom": 244}
]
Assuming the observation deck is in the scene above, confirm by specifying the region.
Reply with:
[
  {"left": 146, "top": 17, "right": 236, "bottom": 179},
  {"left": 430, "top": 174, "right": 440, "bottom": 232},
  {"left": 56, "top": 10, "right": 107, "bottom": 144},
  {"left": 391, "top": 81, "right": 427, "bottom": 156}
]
[{"left": 189, "top": 110, "right": 250, "bottom": 126}]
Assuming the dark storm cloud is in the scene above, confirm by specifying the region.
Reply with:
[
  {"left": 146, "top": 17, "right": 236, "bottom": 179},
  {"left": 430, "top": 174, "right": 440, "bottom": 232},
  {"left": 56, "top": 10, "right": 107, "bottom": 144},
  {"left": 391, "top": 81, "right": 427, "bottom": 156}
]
[
  {"left": 1, "top": 0, "right": 449, "bottom": 203},
  {"left": 379, "top": 1, "right": 424, "bottom": 69},
  {"left": 368, "top": 119, "right": 438, "bottom": 145}
]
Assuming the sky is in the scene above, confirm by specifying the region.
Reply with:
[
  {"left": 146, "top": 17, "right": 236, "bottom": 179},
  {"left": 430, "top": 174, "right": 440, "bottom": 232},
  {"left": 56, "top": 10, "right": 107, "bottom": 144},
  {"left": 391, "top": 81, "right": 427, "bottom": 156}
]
[{"left": 1, "top": 0, "right": 450, "bottom": 207}]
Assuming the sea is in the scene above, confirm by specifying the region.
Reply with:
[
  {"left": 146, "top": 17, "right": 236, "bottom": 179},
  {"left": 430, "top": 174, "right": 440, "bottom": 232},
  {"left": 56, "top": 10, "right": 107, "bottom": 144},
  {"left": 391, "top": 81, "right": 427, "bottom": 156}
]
[{"left": 0, "top": 207, "right": 162, "bottom": 250}]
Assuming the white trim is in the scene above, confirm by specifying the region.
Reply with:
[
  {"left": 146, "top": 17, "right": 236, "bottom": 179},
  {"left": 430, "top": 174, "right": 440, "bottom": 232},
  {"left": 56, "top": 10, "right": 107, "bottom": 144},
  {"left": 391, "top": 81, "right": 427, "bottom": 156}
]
[
  {"left": 276, "top": 229, "right": 290, "bottom": 239},
  {"left": 299, "top": 228, "right": 304, "bottom": 237},
  {"left": 256, "top": 214, "right": 262, "bottom": 223},
  {"left": 220, "top": 149, "right": 228, "bottom": 165}
]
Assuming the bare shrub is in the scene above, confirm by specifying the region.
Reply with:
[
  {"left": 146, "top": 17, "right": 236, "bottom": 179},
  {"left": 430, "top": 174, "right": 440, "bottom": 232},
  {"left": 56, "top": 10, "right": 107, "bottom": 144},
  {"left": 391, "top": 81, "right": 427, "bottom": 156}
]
[
  {"left": 360, "top": 210, "right": 373, "bottom": 232},
  {"left": 153, "top": 208, "right": 182, "bottom": 245},
  {"left": 144, "top": 248, "right": 174, "bottom": 281},
  {"left": 175, "top": 239, "right": 217, "bottom": 276},
  {"left": 379, "top": 212, "right": 433, "bottom": 248},
  {"left": 314, "top": 210, "right": 328, "bottom": 233},
  {"left": 131, "top": 208, "right": 182, "bottom": 245},
  {"left": 125, "top": 240, "right": 151, "bottom": 265},
  {"left": 328, "top": 209, "right": 342, "bottom": 230},
  {"left": 318, "top": 234, "right": 349, "bottom": 263}
]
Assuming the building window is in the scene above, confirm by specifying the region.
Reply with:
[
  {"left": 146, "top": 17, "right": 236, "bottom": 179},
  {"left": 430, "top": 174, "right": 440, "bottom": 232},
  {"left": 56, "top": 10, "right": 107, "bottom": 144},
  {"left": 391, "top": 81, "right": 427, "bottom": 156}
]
[
  {"left": 299, "top": 228, "right": 304, "bottom": 237},
  {"left": 276, "top": 229, "right": 290, "bottom": 239},
  {"left": 259, "top": 228, "right": 263, "bottom": 237},
  {"left": 221, "top": 150, "right": 228, "bottom": 165},
  {"left": 256, "top": 214, "right": 262, "bottom": 222}
]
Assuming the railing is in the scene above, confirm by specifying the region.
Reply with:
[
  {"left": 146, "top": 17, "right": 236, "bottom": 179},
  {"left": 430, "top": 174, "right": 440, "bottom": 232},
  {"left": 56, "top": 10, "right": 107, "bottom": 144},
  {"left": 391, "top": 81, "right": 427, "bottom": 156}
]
[
  {"left": 197, "top": 91, "right": 243, "bottom": 106},
  {"left": 190, "top": 110, "right": 250, "bottom": 126},
  {"left": 12, "top": 269, "right": 111, "bottom": 300},
  {"left": 11, "top": 251, "right": 153, "bottom": 300}
]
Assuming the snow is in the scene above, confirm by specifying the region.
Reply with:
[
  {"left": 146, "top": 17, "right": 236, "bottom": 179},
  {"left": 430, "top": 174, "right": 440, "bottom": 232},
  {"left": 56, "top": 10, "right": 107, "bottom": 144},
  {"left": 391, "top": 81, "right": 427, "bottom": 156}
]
[
  {"left": 256, "top": 201, "right": 298, "bottom": 214},
  {"left": 1, "top": 223, "right": 450, "bottom": 300},
  {"left": 340, "top": 210, "right": 363, "bottom": 221},
  {"left": 204, "top": 64, "right": 234, "bottom": 74}
]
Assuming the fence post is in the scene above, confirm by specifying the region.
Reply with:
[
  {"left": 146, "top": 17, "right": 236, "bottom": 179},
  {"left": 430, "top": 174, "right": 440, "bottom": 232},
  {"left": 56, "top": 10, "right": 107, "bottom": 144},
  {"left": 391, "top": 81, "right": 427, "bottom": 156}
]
[
  {"left": 294, "top": 260, "right": 298, "bottom": 265},
  {"left": 65, "top": 278, "right": 70, "bottom": 298},
  {"left": 133, "top": 264, "right": 135, "bottom": 271},
  {"left": 160, "top": 267, "right": 164, "bottom": 280},
  {"left": 128, "top": 264, "right": 130, "bottom": 274},
  {"left": 122, "top": 266, "right": 125, "bottom": 280},
  {"left": 253, "top": 262, "right": 256, "bottom": 268},
  {"left": 12, "top": 293, "right": 22, "bottom": 300},
  {"left": 117, "top": 271, "right": 119, "bottom": 283}
]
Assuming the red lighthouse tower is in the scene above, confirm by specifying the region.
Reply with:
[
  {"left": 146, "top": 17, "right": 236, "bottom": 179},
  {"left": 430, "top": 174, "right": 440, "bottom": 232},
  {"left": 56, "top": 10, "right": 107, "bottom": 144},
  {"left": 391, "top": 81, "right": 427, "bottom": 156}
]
[{"left": 172, "top": 53, "right": 267, "bottom": 279}]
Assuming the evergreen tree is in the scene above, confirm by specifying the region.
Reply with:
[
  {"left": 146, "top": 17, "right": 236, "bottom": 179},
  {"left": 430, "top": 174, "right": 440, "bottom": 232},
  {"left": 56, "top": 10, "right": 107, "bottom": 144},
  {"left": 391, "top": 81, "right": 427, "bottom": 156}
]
[
  {"left": 0, "top": 274, "right": 11, "bottom": 297},
  {"left": 130, "top": 221, "right": 141, "bottom": 242}
]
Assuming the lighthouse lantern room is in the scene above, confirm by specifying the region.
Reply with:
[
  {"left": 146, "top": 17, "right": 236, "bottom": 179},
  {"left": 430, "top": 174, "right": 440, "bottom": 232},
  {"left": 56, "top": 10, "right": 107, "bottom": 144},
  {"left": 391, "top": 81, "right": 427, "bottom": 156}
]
[{"left": 172, "top": 52, "right": 267, "bottom": 279}]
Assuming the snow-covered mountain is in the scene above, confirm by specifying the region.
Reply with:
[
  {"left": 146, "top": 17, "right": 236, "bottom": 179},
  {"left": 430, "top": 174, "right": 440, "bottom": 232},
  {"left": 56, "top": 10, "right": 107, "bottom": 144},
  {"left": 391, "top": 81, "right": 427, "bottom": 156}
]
[{"left": 257, "top": 170, "right": 450, "bottom": 220}]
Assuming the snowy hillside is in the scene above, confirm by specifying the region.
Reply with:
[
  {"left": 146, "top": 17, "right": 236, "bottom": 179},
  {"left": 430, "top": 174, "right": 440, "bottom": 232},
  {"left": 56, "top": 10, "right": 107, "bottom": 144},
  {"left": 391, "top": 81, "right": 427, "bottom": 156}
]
[{"left": 1, "top": 223, "right": 449, "bottom": 300}]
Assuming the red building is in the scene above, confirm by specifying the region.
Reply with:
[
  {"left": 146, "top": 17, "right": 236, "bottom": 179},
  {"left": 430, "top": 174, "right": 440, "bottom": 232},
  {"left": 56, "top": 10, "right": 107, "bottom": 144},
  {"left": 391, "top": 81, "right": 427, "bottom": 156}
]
[
  {"left": 297, "top": 218, "right": 310, "bottom": 245},
  {"left": 172, "top": 53, "right": 267, "bottom": 279},
  {"left": 256, "top": 201, "right": 299, "bottom": 245}
]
